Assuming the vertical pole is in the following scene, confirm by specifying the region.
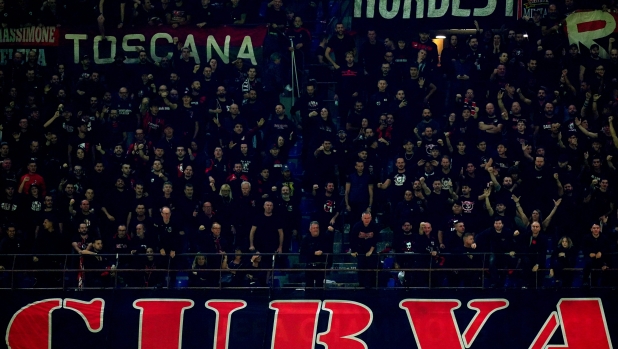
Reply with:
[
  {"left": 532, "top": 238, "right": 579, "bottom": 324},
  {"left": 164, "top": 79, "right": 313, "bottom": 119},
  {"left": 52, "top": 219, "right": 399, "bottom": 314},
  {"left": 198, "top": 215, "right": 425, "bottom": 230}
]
[
  {"left": 10, "top": 255, "right": 16, "bottom": 290},
  {"left": 323, "top": 254, "right": 329, "bottom": 290},
  {"left": 481, "top": 253, "right": 486, "bottom": 289},
  {"left": 166, "top": 257, "right": 171, "bottom": 288},
  {"left": 428, "top": 255, "right": 432, "bottom": 289},
  {"left": 62, "top": 255, "right": 68, "bottom": 291}
]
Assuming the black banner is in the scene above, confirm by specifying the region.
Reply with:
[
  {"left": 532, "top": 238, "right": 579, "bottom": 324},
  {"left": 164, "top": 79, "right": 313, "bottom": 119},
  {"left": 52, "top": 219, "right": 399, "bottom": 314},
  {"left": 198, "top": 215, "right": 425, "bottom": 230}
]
[
  {"left": 0, "top": 25, "right": 267, "bottom": 67},
  {"left": 1, "top": 289, "right": 616, "bottom": 349},
  {"left": 352, "top": 0, "right": 519, "bottom": 33}
]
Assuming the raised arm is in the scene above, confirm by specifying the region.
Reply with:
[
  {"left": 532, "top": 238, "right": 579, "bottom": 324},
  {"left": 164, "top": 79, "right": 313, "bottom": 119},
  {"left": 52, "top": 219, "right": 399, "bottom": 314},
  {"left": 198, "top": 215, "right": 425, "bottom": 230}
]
[
  {"left": 17, "top": 176, "right": 28, "bottom": 194},
  {"left": 581, "top": 92, "right": 591, "bottom": 117},
  {"left": 609, "top": 116, "right": 618, "bottom": 149},
  {"left": 367, "top": 184, "right": 374, "bottom": 210},
  {"left": 591, "top": 94, "right": 600, "bottom": 118},
  {"left": 483, "top": 188, "right": 494, "bottom": 216},
  {"left": 561, "top": 70, "right": 577, "bottom": 94},
  {"left": 419, "top": 177, "right": 431, "bottom": 196},
  {"left": 444, "top": 133, "right": 454, "bottom": 153},
  {"left": 516, "top": 88, "right": 532, "bottom": 105},
  {"left": 163, "top": 95, "right": 177, "bottom": 110},
  {"left": 554, "top": 173, "right": 564, "bottom": 197},
  {"left": 512, "top": 195, "right": 529, "bottom": 226},
  {"left": 44, "top": 108, "right": 62, "bottom": 128},
  {"left": 541, "top": 198, "right": 561, "bottom": 230},
  {"left": 487, "top": 166, "right": 501, "bottom": 188},
  {"left": 574, "top": 117, "right": 598, "bottom": 138},
  {"left": 497, "top": 90, "right": 508, "bottom": 116}
]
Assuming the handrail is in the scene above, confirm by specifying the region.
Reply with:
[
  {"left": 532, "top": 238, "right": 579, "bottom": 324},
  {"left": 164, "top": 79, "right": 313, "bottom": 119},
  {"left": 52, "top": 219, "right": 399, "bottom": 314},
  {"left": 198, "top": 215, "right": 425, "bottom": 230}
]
[
  {"left": 4, "top": 252, "right": 613, "bottom": 257},
  {"left": 2, "top": 252, "right": 614, "bottom": 291}
]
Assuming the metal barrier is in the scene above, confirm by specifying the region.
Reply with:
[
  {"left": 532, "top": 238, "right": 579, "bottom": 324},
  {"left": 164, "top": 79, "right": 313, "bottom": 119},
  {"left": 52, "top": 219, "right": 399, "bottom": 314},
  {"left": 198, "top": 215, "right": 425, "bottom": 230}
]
[{"left": 0, "top": 252, "right": 615, "bottom": 290}]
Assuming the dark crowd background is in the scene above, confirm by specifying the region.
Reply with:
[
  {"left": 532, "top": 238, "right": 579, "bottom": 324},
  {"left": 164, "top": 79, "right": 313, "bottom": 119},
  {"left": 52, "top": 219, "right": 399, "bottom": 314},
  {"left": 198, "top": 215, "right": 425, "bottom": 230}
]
[{"left": 0, "top": 0, "right": 617, "bottom": 290}]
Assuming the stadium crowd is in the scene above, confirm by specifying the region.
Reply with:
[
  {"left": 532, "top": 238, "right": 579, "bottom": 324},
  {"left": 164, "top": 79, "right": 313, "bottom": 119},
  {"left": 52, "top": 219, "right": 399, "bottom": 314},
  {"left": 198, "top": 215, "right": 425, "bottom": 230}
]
[{"left": 0, "top": 0, "right": 617, "bottom": 289}]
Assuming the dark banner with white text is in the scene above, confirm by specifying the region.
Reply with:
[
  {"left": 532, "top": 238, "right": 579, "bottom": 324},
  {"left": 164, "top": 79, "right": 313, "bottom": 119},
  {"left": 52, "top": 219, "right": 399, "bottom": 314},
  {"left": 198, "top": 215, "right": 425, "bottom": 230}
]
[
  {"left": 0, "top": 25, "right": 267, "bottom": 67},
  {"left": 352, "top": 0, "right": 519, "bottom": 33},
  {"left": 0, "top": 289, "right": 616, "bottom": 349}
]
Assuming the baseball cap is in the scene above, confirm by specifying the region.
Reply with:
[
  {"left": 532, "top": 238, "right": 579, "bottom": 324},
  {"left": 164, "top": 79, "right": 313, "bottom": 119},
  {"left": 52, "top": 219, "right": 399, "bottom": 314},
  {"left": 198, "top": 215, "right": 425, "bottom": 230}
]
[{"left": 281, "top": 165, "right": 290, "bottom": 172}]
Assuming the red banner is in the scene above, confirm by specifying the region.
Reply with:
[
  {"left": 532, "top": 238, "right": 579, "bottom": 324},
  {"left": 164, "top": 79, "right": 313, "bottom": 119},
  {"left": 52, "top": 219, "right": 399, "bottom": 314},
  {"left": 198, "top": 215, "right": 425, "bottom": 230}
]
[
  {"left": 1, "top": 290, "right": 616, "bottom": 349},
  {"left": 0, "top": 26, "right": 60, "bottom": 47}
]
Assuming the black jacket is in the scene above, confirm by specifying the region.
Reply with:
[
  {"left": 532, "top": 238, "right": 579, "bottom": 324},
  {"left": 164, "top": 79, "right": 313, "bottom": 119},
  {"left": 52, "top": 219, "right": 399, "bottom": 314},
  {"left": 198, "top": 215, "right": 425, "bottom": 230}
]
[
  {"left": 582, "top": 233, "right": 610, "bottom": 266},
  {"left": 519, "top": 231, "right": 548, "bottom": 267},
  {"left": 153, "top": 218, "right": 182, "bottom": 254},
  {"left": 349, "top": 221, "right": 381, "bottom": 254},
  {"left": 300, "top": 233, "right": 329, "bottom": 264},
  {"left": 476, "top": 227, "right": 518, "bottom": 254}
]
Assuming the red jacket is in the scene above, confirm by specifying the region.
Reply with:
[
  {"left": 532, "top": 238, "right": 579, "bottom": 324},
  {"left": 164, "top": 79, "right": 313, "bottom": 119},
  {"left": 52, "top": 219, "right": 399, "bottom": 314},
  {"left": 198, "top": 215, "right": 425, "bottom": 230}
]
[{"left": 20, "top": 173, "right": 46, "bottom": 196}]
